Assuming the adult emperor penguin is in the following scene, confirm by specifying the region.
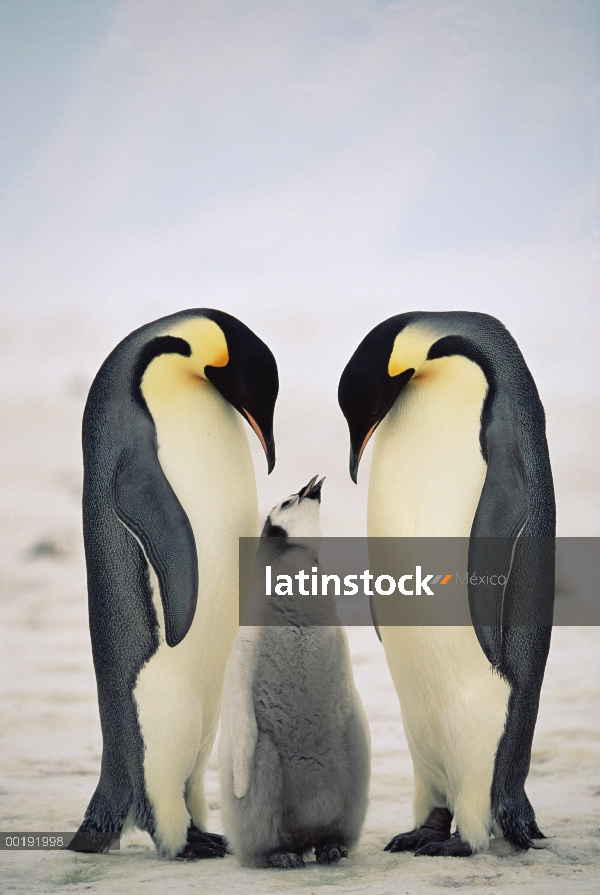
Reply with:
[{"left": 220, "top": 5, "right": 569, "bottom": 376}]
[
  {"left": 220, "top": 477, "right": 371, "bottom": 868},
  {"left": 70, "top": 309, "right": 278, "bottom": 859},
  {"left": 338, "top": 311, "right": 555, "bottom": 857}
]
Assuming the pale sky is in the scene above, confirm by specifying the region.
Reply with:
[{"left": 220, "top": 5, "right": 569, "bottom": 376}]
[{"left": 0, "top": 1, "right": 598, "bottom": 398}]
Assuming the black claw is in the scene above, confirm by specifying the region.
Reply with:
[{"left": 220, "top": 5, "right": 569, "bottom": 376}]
[
  {"left": 185, "top": 826, "right": 229, "bottom": 856},
  {"left": 385, "top": 832, "right": 420, "bottom": 852},
  {"left": 386, "top": 830, "right": 450, "bottom": 853},
  {"left": 385, "top": 808, "right": 453, "bottom": 853},
  {"left": 316, "top": 843, "right": 349, "bottom": 865},
  {"left": 187, "top": 824, "right": 231, "bottom": 854},
  {"left": 414, "top": 833, "right": 472, "bottom": 858},
  {"left": 188, "top": 825, "right": 225, "bottom": 842}
]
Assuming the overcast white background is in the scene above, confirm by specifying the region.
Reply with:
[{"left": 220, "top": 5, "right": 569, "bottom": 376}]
[{"left": 1, "top": 0, "right": 599, "bottom": 536}]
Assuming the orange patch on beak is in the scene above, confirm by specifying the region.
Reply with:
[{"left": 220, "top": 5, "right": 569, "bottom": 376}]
[
  {"left": 243, "top": 408, "right": 268, "bottom": 456},
  {"left": 358, "top": 421, "right": 380, "bottom": 466}
]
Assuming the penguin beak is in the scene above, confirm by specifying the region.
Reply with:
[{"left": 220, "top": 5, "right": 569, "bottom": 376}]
[
  {"left": 349, "top": 451, "right": 359, "bottom": 485},
  {"left": 265, "top": 433, "right": 276, "bottom": 475},
  {"left": 350, "top": 422, "right": 379, "bottom": 484},
  {"left": 242, "top": 408, "right": 276, "bottom": 474},
  {"left": 298, "top": 475, "right": 325, "bottom": 501}
]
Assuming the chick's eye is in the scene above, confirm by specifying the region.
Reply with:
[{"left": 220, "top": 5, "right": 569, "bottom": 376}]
[{"left": 281, "top": 499, "right": 295, "bottom": 510}]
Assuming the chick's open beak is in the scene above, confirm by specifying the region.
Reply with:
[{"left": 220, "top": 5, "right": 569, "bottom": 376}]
[{"left": 298, "top": 475, "right": 326, "bottom": 501}]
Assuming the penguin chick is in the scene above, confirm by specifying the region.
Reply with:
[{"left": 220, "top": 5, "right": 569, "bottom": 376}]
[{"left": 219, "top": 477, "right": 371, "bottom": 868}]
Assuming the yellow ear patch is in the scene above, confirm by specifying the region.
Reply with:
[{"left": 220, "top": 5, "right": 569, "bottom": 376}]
[
  {"left": 141, "top": 316, "right": 230, "bottom": 408},
  {"left": 388, "top": 324, "right": 442, "bottom": 378},
  {"left": 166, "top": 317, "right": 229, "bottom": 378}
]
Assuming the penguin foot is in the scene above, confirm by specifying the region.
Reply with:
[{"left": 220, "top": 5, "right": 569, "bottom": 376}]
[
  {"left": 176, "top": 827, "right": 228, "bottom": 860},
  {"left": 316, "top": 843, "right": 349, "bottom": 865},
  {"left": 414, "top": 832, "right": 472, "bottom": 857},
  {"left": 187, "top": 825, "right": 229, "bottom": 852},
  {"left": 385, "top": 807, "right": 452, "bottom": 852},
  {"left": 267, "top": 851, "right": 305, "bottom": 869}
]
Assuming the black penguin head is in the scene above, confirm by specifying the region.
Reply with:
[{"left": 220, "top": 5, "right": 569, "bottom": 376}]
[
  {"left": 200, "top": 310, "right": 279, "bottom": 473},
  {"left": 262, "top": 475, "right": 325, "bottom": 539},
  {"left": 339, "top": 311, "right": 512, "bottom": 483},
  {"left": 134, "top": 310, "right": 278, "bottom": 472},
  {"left": 338, "top": 316, "right": 419, "bottom": 482}
]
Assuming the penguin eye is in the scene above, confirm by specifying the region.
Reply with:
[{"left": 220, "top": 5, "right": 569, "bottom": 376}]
[{"left": 281, "top": 499, "right": 295, "bottom": 510}]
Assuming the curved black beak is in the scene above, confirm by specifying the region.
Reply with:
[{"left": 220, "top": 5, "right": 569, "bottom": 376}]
[
  {"left": 242, "top": 407, "right": 276, "bottom": 474},
  {"left": 265, "top": 433, "right": 276, "bottom": 475},
  {"left": 298, "top": 475, "right": 325, "bottom": 501},
  {"left": 350, "top": 449, "right": 360, "bottom": 485},
  {"left": 349, "top": 420, "right": 380, "bottom": 484}
]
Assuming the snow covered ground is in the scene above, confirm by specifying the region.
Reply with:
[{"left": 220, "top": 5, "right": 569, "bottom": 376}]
[{"left": 1, "top": 378, "right": 599, "bottom": 895}]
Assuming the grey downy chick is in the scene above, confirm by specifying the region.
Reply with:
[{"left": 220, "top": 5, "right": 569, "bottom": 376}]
[{"left": 219, "top": 476, "right": 371, "bottom": 868}]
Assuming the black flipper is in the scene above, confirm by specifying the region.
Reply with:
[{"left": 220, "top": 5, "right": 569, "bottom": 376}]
[
  {"left": 112, "top": 446, "right": 198, "bottom": 649},
  {"left": 426, "top": 331, "right": 533, "bottom": 668},
  {"left": 468, "top": 395, "right": 530, "bottom": 667}
]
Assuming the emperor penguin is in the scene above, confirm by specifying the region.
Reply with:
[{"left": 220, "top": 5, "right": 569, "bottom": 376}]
[
  {"left": 338, "top": 311, "right": 555, "bottom": 857},
  {"left": 70, "top": 309, "right": 278, "bottom": 859},
  {"left": 219, "top": 477, "right": 371, "bottom": 868}
]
